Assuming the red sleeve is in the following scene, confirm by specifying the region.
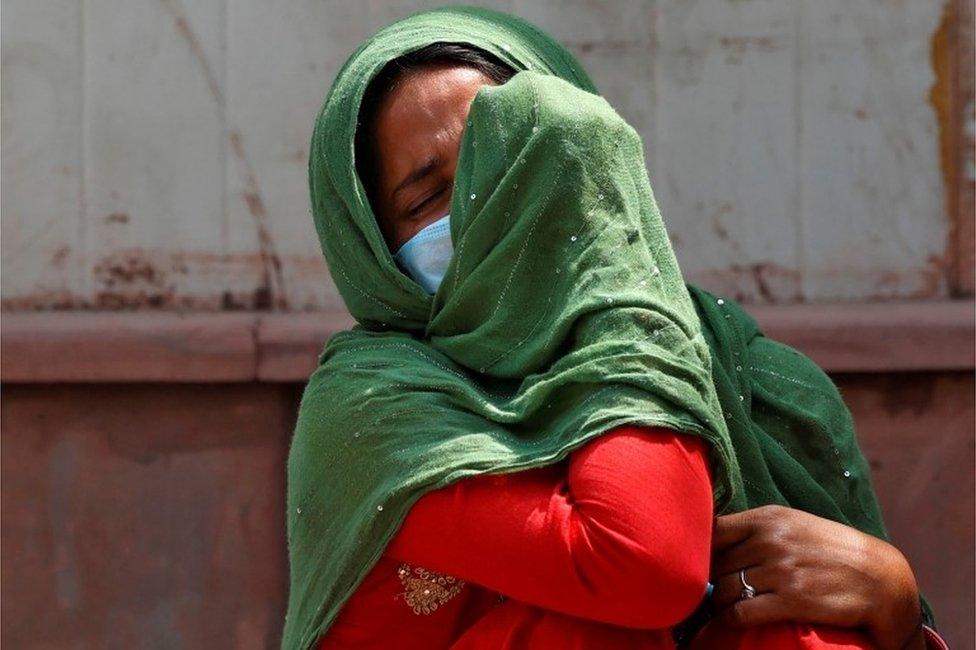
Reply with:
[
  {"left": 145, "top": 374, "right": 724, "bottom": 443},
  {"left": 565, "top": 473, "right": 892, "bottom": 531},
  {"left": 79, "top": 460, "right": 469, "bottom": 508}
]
[{"left": 385, "top": 425, "right": 714, "bottom": 629}]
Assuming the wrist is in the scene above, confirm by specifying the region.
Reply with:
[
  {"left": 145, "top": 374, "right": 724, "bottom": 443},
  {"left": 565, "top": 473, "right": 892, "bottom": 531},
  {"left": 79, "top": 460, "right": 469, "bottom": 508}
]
[
  {"left": 864, "top": 544, "right": 923, "bottom": 650},
  {"left": 892, "top": 624, "right": 928, "bottom": 650}
]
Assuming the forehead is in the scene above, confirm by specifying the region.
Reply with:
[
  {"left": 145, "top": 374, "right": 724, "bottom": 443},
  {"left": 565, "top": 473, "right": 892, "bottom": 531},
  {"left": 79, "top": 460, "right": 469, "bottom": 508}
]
[
  {"left": 377, "top": 64, "right": 489, "bottom": 119},
  {"left": 371, "top": 66, "right": 491, "bottom": 179}
]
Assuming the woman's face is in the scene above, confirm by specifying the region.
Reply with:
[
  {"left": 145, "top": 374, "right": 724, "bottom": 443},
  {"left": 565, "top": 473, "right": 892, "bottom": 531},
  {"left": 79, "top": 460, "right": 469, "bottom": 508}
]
[{"left": 369, "top": 65, "right": 498, "bottom": 252}]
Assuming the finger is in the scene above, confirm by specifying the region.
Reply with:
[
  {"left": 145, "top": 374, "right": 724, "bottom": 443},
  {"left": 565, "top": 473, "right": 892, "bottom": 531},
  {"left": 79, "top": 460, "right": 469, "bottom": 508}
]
[
  {"left": 711, "top": 539, "right": 766, "bottom": 578},
  {"left": 711, "top": 511, "right": 758, "bottom": 551},
  {"left": 710, "top": 565, "right": 772, "bottom": 608},
  {"left": 719, "top": 592, "right": 792, "bottom": 628}
]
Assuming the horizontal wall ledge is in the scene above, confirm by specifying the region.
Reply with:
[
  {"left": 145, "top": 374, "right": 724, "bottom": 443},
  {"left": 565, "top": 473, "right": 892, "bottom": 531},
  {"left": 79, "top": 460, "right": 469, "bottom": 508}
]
[
  {"left": 0, "top": 312, "right": 261, "bottom": 383},
  {"left": 1, "top": 300, "right": 973, "bottom": 383}
]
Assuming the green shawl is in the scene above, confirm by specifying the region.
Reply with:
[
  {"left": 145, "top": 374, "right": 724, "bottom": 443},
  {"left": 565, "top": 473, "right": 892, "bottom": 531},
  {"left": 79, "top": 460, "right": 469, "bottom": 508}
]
[{"left": 285, "top": 6, "right": 915, "bottom": 648}]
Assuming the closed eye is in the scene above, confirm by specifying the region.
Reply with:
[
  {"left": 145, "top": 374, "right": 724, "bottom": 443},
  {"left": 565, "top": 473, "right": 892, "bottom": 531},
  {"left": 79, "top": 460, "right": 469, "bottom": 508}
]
[{"left": 408, "top": 187, "right": 446, "bottom": 217}]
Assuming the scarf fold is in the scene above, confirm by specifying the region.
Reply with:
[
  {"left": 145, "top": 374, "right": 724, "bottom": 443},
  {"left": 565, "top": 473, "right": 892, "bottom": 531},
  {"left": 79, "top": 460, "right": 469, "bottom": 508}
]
[{"left": 285, "top": 7, "right": 917, "bottom": 648}]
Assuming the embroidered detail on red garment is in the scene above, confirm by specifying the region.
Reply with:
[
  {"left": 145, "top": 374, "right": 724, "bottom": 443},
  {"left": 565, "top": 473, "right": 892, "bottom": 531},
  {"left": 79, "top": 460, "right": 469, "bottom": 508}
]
[{"left": 396, "top": 563, "right": 466, "bottom": 615}]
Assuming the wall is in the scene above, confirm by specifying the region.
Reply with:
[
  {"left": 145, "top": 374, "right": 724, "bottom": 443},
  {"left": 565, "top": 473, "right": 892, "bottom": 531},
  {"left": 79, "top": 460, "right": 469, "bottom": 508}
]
[
  {"left": 2, "top": 307, "right": 973, "bottom": 648},
  {"left": 2, "top": 0, "right": 973, "bottom": 308},
  {"left": 2, "top": 372, "right": 972, "bottom": 648}
]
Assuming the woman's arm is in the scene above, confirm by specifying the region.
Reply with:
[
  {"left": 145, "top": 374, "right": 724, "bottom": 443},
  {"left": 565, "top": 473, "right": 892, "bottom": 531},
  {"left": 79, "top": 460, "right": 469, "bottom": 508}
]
[
  {"left": 385, "top": 425, "right": 714, "bottom": 630},
  {"left": 710, "top": 505, "right": 948, "bottom": 650}
]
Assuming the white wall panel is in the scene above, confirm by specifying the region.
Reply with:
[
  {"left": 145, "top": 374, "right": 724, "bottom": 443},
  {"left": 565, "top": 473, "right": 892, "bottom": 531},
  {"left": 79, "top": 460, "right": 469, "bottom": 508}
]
[
  {"left": 0, "top": 0, "right": 955, "bottom": 309},
  {"left": 2, "top": 0, "right": 84, "bottom": 307},
  {"left": 798, "top": 1, "right": 947, "bottom": 300},
  {"left": 655, "top": 0, "right": 802, "bottom": 302},
  {"left": 83, "top": 0, "right": 226, "bottom": 307}
]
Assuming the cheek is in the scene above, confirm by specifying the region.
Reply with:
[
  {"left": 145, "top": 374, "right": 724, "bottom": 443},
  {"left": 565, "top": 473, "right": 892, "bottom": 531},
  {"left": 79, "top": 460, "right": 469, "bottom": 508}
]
[{"left": 378, "top": 215, "right": 405, "bottom": 253}]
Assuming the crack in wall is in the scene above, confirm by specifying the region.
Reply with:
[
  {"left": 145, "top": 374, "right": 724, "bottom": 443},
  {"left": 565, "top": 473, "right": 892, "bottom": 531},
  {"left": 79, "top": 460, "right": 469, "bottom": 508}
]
[{"left": 160, "top": 0, "right": 288, "bottom": 310}]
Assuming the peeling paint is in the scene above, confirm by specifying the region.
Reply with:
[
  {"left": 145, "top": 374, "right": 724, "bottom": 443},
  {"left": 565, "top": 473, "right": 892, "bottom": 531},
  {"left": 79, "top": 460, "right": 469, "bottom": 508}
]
[
  {"left": 1, "top": 249, "right": 326, "bottom": 312},
  {"left": 874, "top": 254, "right": 947, "bottom": 300},
  {"left": 92, "top": 250, "right": 175, "bottom": 309},
  {"left": 1, "top": 291, "right": 273, "bottom": 312},
  {"left": 930, "top": 0, "right": 976, "bottom": 296}
]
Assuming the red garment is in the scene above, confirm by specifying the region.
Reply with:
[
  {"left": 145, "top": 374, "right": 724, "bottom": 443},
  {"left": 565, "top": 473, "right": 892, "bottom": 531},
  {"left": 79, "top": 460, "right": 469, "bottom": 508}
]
[
  {"left": 690, "top": 621, "right": 877, "bottom": 648},
  {"left": 690, "top": 621, "right": 949, "bottom": 649},
  {"left": 318, "top": 425, "right": 947, "bottom": 649},
  {"left": 320, "top": 425, "right": 711, "bottom": 649}
]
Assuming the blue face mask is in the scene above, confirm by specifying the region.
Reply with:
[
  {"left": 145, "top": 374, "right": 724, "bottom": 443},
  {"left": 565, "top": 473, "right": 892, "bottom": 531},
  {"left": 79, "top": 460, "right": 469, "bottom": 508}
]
[{"left": 392, "top": 213, "right": 453, "bottom": 295}]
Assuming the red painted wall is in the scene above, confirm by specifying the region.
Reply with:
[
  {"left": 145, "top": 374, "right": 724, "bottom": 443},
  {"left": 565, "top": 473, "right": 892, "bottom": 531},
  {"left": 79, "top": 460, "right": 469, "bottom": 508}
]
[{"left": 2, "top": 373, "right": 972, "bottom": 649}]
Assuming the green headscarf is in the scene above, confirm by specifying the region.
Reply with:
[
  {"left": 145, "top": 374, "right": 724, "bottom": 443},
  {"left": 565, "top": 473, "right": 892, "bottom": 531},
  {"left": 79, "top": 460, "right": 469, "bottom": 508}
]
[{"left": 285, "top": 6, "right": 917, "bottom": 648}]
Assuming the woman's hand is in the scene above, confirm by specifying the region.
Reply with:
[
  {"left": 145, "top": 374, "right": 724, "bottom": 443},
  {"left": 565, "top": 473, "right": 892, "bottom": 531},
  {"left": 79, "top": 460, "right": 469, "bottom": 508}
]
[{"left": 710, "top": 505, "right": 926, "bottom": 650}]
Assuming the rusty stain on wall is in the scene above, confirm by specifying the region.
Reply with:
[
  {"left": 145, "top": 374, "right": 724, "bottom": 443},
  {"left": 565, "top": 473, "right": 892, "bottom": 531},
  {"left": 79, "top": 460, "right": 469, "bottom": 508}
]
[
  {"left": 930, "top": 0, "right": 976, "bottom": 297},
  {"left": 955, "top": 0, "right": 975, "bottom": 296},
  {"left": 228, "top": 130, "right": 289, "bottom": 311},
  {"left": 931, "top": 4, "right": 956, "bottom": 282},
  {"left": 164, "top": 1, "right": 222, "bottom": 106},
  {"left": 160, "top": 0, "right": 289, "bottom": 311},
  {"left": 1, "top": 289, "right": 272, "bottom": 312},
  {"left": 693, "top": 263, "right": 802, "bottom": 304},
  {"left": 0, "top": 291, "right": 282, "bottom": 312},
  {"left": 93, "top": 249, "right": 175, "bottom": 309},
  {"left": 0, "top": 248, "right": 325, "bottom": 312},
  {"left": 875, "top": 254, "right": 948, "bottom": 300}
]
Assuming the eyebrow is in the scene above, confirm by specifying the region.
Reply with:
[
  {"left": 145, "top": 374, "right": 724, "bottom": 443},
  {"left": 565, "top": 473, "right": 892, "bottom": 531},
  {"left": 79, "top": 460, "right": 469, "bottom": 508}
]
[{"left": 389, "top": 155, "right": 440, "bottom": 204}]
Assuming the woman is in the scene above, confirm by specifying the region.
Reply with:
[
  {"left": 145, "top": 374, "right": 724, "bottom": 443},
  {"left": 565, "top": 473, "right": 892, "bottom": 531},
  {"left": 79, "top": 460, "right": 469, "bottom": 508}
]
[{"left": 284, "top": 7, "right": 946, "bottom": 650}]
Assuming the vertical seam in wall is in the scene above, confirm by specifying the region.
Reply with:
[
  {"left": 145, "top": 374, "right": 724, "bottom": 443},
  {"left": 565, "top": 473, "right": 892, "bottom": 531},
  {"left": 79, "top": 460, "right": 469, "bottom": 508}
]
[
  {"left": 793, "top": 2, "right": 805, "bottom": 302},
  {"left": 650, "top": 0, "right": 658, "bottom": 183},
  {"left": 251, "top": 313, "right": 262, "bottom": 381},
  {"left": 78, "top": 0, "right": 88, "bottom": 301},
  {"left": 950, "top": 0, "right": 975, "bottom": 297},
  {"left": 220, "top": 0, "right": 229, "bottom": 265}
]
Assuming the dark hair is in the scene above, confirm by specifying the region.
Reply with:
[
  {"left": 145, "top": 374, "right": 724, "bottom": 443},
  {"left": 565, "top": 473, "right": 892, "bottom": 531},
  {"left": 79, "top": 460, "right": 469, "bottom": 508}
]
[{"left": 355, "top": 43, "right": 517, "bottom": 210}]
